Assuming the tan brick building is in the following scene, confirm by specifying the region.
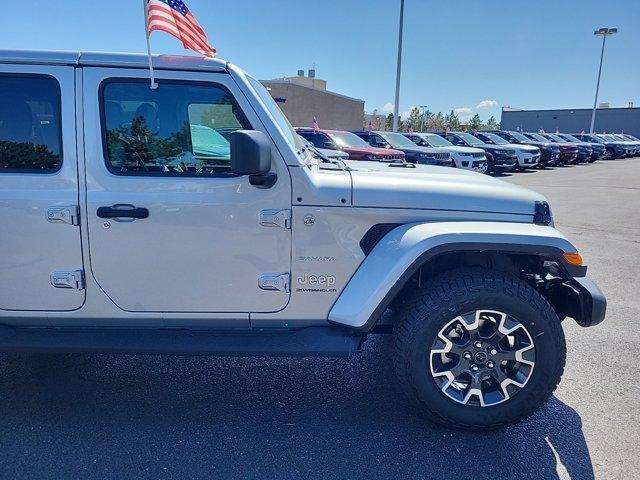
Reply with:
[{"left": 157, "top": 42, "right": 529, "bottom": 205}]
[{"left": 261, "top": 73, "right": 364, "bottom": 131}]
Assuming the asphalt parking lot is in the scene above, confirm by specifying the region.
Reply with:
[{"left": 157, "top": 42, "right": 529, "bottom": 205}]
[{"left": 0, "top": 158, "right": 638, "bottom": 480}]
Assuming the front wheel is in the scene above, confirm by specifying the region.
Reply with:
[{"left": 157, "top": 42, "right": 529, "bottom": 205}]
[{"left": 393, "top": 268, "right": 566, "bottom": 430}]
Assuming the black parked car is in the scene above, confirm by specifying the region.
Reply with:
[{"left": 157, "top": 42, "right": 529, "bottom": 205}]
[
  {"left": 557, "top": 133, "right": 604, "bottom": 162},
  {"left": 491, "top": 130, "right": 560, "bottom": 168},
  {"left": 572, "top": 133, "right": 626, "bottom": 159},
  {"left": 435, "top": 131, "right": 518, "bottom": 173},
  {"left": 352, "top": 131, "right": 452, "bottom": 166}
]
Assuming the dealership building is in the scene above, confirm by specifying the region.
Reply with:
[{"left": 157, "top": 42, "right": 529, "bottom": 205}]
[
  {"left": 261, "top": 70, "right": 365, "bottom": 131},
  {"left": 500, "top": 106, "right": 640, "bottom": 137}
]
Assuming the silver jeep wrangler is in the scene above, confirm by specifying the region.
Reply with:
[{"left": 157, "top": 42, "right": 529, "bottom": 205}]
[{"left": 0, "top": 50, "right": 606, "bottom": 430}]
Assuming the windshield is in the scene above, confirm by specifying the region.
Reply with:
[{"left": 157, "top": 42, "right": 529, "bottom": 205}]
[
  {"left": 527, "top": 133, "right": 549, "bottom": 142},
  {"left": 379, "top": 132, "right": 419, "bottom": 148},
  {"left": 457, "top": 132, "right": 485, "bottom": 146},
  {"left": 546, "top": 134, "right": 565, "bottom": 142},
  {"left": 422, "top": 134, "right": 452, "bottom": 147},
  {"left": 510, "top": 131, "right": 531, "bottom": 142},
  {"left": 560, "top": 134, "right": 581, "bottom": 142},
  {"left": 246, "top": 76, "right": 304, "bottom": 151},
  {"left": 328, "top": 131, "right": 371, "bottom": 148},
  {"left": 481, "top": 133, "right": 509, "bottom": 145}
]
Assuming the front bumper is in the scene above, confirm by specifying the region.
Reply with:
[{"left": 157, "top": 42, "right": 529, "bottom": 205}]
[
  {"left": 548, "top": 276, "right": 607, "bottom": 327},
  {"left": 492, "top": 155, "right": 518, "bottom": 170},
  {"left": 560, "top": 151, "right": 579, "bottom": 164}
]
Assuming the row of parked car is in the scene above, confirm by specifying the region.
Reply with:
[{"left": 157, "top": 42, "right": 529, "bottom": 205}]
[{"left": 296, "top": 127, "right": 640, "bottom": 175}]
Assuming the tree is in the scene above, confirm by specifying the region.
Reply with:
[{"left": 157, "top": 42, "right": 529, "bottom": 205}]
[
  {"left": 406, "top": 107, "right": 422, "bottom": 132},
  {"left": 467, "top": 114, "right": 483, "bottom": 132},
  {"left": 486, "top": 115, "right": 500, "bottom": 130},
  {"left": 444, "top": 110, "right": 461, "bottom": 131},
  {"left": 385, "top": 113, "right": 394, "bottom": 131}
]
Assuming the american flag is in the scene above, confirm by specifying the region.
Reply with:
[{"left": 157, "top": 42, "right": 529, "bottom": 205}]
[{"left": 146, "top": 0, "right": 216, "bottom": 57}]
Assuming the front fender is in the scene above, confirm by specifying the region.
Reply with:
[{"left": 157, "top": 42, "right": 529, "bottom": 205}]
[{"left": 328, "top": 221, "right": 584, "bottom": 331}]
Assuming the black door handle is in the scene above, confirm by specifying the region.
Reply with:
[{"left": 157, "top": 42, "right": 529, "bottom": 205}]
[{"left": 97, "top": 204, "right": 149, "bottom": 219}]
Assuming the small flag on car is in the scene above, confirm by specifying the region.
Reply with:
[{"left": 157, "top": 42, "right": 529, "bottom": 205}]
[
  {"left": 313, "top": 117, "right": 320, "bottom": 132},
  {"left": 145, "top": 0, "right": 216, "bottom": 58}
]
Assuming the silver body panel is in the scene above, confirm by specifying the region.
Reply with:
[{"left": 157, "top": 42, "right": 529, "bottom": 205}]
[
  {"left": 329, "top": 222, "right": 577, "bottom": 328},
  {"left": 0, "top": 50, "right": 581, "bottom": 330}
]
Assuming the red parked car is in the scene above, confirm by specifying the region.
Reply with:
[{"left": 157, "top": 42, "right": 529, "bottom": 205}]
[
  {"left": 525, "top": 133, "right": 579, "bottom": 165},
  {"left": 296, "top": 128, "right": 405, "bottom": 161}
]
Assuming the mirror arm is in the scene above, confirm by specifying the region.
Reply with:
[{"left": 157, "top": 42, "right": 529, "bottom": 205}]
[{"left": 249, "top": 172, "right": 278, "bottom": 189}]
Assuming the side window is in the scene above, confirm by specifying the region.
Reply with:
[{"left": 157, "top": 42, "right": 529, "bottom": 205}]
[
  {"left": 297, "top": 131, "right": 315, "bottom": 145},
  {"left": 446, "top": 135, "right": 460, "bottom": 145},
  {"left": 0, "top": 75, "right": 62, "bottom": 173},
  {"left": 317, "top": 133, "right": 334, "bottom": 149},
  {"left": 102, "top": 80, "right": 251, "bottom": 176},
  {"left": 356, "top": 133, "right": 372, "bottom": 145}
]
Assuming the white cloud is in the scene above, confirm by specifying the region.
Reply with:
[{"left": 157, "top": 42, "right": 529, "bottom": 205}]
[
  {"left": 453, "top": 107, "right": 473, "bottom": 118},
  {"left": 476, "top": 100, "right": 499, "bottom": 109},
  {"left": 380, "top": 102, "right": 395, "bottom": 113}
]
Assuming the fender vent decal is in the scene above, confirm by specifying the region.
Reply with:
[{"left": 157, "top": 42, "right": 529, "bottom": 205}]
[{"left": 360, "top": 224, "right": 402, "bottom": 256}]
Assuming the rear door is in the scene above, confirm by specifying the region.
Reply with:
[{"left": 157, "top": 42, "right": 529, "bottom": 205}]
[
  {"left": 82, "top": 68, "right": 292, "bottom": 313},
  {"left": 0, "top": 65, "right": 85, "bottom": 311}
]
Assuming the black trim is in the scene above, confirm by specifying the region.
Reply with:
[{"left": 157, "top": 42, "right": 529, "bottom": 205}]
[
  {"left": 360, "top": 224, "right": 402, "bottom": 255},
  {"left": 249, "top": 172, "right": 278, "bottom": 188},
  {"left": 347, "top": 242, "right": 588, "bottom": 333},
  {"left": 533, "top": 201, "right": 552, "bottom": 225},
  {"left": 97, "top": 205, "right": 149, "bottom": 219},
  {"left": 98, "top": 77, "right": 252, "bottom": 179},
  {"left": 0, "top": 325, "right": 363, "bottom": 357},
  {"left": 0, "top": 73, "right": 64, "bottom": 175}
]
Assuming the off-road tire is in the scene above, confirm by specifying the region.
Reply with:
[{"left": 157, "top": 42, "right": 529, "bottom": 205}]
[{"left": 393, "top": 267, "right": 566, "bottom": 430}]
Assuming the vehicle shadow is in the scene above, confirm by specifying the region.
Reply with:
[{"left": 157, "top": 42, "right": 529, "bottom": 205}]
[{"left": 0, "top": 336, "right": 594, "bottom": 480}]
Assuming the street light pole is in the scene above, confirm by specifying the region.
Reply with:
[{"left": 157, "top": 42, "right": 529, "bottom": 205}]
[
  {"left": 419, "top": 105, "right": 428, "bottom": 132},
  {"left": 392, "top": 0, "right": 405, "bottom": 132},
  {"left": 589, "top": 27, "right": 617, "bottom": 133}
]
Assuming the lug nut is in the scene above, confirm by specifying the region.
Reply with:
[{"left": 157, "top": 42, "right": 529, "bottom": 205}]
[
  {"left": 470, "top": 364, "right": 479, "bottom": 372},
  {"left": 474, "top": 341, "right": 482, "bottom": 348},
  {"left": 487, "top": 361, "right": 495, "bottom": 368},
  {"left": 489, "top": 348, "right": 497, "bottom": 355},
  {"left": 463, "top": 351, "right": 472, "bottom": 360}
]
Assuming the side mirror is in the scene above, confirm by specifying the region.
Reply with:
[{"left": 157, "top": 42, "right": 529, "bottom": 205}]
[
  {"left": 322, "top": 141, "right": 335, "bottom": 149},
  {"left": 230, "top": 130, "right": 276, "bottom": 188}
]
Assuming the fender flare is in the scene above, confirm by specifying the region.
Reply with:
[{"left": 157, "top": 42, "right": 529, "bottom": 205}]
[{"left": 328, "top": 221, "right": 585, "bottom": 331}]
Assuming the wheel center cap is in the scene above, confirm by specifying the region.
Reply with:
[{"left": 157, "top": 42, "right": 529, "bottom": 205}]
[{"left": 474, "top": 351, "right": 488, "bottom": 364}]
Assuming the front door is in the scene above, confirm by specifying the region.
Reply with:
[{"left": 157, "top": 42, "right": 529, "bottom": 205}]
[
  {"left": 0, "top": 65, "right": 85, "bottom": 311},
  {"left": 82, "top": 68, "right": 291, "bottom": 313}
]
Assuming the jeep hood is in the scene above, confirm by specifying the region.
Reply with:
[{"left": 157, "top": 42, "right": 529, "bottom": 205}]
[{"left": 345, "top": 161, "right": 545, "bottom": 216}]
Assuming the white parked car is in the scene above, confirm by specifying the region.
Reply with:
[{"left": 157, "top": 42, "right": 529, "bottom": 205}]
[
  {"left": 405, "top": 132, "right": 489, "bottom": 173},
  {"left": 473, "top": 132, "right": 541, "bottom": 170}
]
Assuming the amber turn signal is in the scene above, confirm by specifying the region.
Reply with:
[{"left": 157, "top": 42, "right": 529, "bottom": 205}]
[{"left": 563, "top": 252, "right": 584, "bottom": 266}]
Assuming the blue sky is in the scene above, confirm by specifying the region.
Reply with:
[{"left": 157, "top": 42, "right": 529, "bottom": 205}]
[{"left": 2, "top": 0, "right": 638, "bottom": 122}]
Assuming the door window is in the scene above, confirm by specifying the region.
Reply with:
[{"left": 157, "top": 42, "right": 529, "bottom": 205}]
[
  {"left": 102, "top": 80, "right": 251, "bottom": 176},
  {"left": 0, "top": 75, "right": 62, "bottom": 173}
]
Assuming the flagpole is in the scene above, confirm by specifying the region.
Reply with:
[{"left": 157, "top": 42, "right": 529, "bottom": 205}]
[{"left": 143, "top": 0, "right": 158, "bottom": 90}]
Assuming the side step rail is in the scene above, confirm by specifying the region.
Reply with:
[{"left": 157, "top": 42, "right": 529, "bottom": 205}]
[{"left": 0, "top": 325, "right": 363, "bottom": 358}]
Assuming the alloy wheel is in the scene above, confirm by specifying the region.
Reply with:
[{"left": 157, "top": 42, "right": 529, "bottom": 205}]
[{"left": 429, "top": 310, "right": 535, "bottom": 407}]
